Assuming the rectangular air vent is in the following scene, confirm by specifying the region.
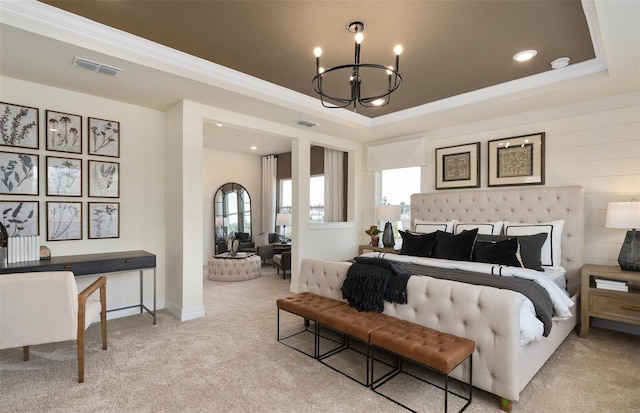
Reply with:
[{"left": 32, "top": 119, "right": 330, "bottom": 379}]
[
  {"left": 73, "top": 57, "right": 123, "bottom": 77},
  {"left": 294, "top": 119, "right": 318, "bottom": 128}
]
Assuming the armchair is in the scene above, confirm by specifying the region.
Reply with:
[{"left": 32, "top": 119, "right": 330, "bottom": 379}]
[
  {"left": 0, "top": 271, "right": 107, "bottom": 383},
  {"left": 273, "top": 251, "right": 291, "bottom": 278},
  {"left": 255, "top": 232, "right": 281, "bottom": 263}
]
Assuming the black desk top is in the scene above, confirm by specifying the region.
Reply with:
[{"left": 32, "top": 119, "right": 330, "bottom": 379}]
[{"left": 0, "top": 250, "right": 155, "bottom": 275}]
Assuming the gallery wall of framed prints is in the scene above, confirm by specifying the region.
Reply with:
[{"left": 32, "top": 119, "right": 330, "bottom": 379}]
[{"left": 1, "top": 101, "right": 121, "bottom": 242}]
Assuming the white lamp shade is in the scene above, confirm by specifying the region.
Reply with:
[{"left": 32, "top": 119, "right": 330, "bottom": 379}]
[
  {"left": 606, "top": 202, "right": 640, "bottom": 229},
  {"left": 376, "top": 204, "right": 400, "bottom": 222},
  {"left": 276, "top": 213, "right": 292, "bottom": 227}
]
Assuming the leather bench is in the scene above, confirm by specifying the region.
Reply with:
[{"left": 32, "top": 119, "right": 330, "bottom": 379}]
[
  {"left": 276, "top": 291, "right": 475, "bottom": 412},
  {"left": 370, "top": 319, "right": 475, "bottom": 413},
  {"left": 315, "top": 304, "right": 398, "bottom": 386},
  {"left": 276, "top": 292, "right": 346, "bottom": 358}
]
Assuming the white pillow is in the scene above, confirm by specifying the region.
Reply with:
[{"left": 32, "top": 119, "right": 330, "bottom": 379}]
[
  {"left": 503, "top": 220, "right": 564, "bottom": 267},
  {"left": 414, "top": 219, "right": 457, "bottom": 234},
  {"left": 455, "top": 221, "right": 503, "bottom": 235}
]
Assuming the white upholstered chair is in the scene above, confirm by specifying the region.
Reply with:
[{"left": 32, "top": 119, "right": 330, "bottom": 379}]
[{"left": 0, "top": 271, "right": 107, "bottom": 383}]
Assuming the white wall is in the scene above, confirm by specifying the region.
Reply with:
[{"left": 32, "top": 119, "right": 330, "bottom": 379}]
[
  {"left": 363, "top": 91, "right": 640, "bottom": 267},
  {"left": 0, "top": 76, "right": 166, "bottom": 318},
  {"left": 202, "top": 148, "right": 262, "bottom": 264}
]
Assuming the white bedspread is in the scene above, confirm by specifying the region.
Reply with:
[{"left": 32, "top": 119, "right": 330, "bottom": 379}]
[{"left": 360, "top": 252, "right": 575, "bottom": 345}]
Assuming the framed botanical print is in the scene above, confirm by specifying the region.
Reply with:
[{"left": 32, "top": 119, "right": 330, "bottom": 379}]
[
  {"left": 0, "top": 102, "right": 39, "bottom": 149},
  {"left": 0, "top": 200, "right": 39, "bottom": 236},
  {"left": 0, "top": 151, "right": 39, "bottom": 195},
  {"left": 88, "top": 117, "right": 120, "bottom": 157},
  {"left": 46, "top": 201, "right": 82, "bottom": 241},
  {"left": 435, "top": 142, "right": 480, "bottom": 190},
  {"left": 488, "top": 133, "right": 545, "bottom": 187},
  {"left": 88, "top": 202, "right": 119, "bottom": 239},
  {"left": 45, "top": 110, "right": 82, "bottom": 154},
  {"left": 88, "top": 160, "right": 119, "bottom": 198},
  {"left": 46, "top": 156, "right": 82, "bottom": 197}
]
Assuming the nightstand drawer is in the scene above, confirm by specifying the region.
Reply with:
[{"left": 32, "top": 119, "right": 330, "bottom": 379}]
[{"left": 590, "top": 293, "right": 640, "bottom": 323}]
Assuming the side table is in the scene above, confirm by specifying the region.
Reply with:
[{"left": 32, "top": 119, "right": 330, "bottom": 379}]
[
  {"left": 358, "top": 244, "right": 400, "bottom": 255},
  {"left": 579, "top": 264, "right": 640, "bottom": 337}
]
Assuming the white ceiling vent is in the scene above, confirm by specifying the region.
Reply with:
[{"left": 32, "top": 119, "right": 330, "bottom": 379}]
[
  {"left": 73, "top": 57, "right": 123, "bottom": 77},
  {"left": 293, "top": 119, "right": 318, "bottom": 128}
]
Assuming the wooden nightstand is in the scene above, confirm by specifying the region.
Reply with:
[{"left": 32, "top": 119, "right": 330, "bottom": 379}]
[
  {"left": 580, "top": 264, "right": 640, "bottom": 337},
  {"left": 358, "top": 244, "right": 400, "bottom": 255}
]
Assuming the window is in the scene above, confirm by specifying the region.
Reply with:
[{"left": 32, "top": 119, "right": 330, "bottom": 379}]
[
  {"left": 309, "top": 175, "right": 324, "bottom": 222},
  {"left": 381, "top": 167, "right": 420, "bottom": 232},
  {"left": 279, "top": 179, "right": 292, "bottom": 237},
  {"left": 279, "top": 175, "right": 326, "bottom": 226}
]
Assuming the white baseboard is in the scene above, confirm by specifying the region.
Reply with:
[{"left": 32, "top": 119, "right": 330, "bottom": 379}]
[{"left": 164, "top": 299, "right": 205, "bottom": 321}]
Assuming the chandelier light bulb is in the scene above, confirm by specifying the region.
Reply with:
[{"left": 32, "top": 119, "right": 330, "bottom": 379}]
[
  {"left": 386, "top": 66, "right": 393, "bottom": 75},
  {"left": 318, "top": 67, "right": 325, "bottom": 74},
  {"left": 355, "top": 32, "right": 364, "bottom": 44},
  {"left": 314, "top": 47, "right": 322, "bottom": 57},
  {"left": 394, "top": 45, "right": 403, "bottom": 55}
]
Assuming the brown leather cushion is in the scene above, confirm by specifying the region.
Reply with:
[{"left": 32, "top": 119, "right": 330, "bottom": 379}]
[
  {"left": 276, "top": 292, "right": 346, "bottom": 320},
  {"left": 370, "top": 319, "right": 475, "bottom": 374},
  {"left": 316, "top": 305, "right": 397, "bottom": 342}
]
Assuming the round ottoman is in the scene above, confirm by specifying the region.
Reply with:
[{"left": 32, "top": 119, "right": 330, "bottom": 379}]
[{"left": 208, "top": 254, "right": 261, "bottom": 281}]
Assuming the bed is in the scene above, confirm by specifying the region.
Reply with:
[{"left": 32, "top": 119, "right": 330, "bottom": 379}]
[{"left": 297, "top": 186, "right": 584, "bottom": 407}]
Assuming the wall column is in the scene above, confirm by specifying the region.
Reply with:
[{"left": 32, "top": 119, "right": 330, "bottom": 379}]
[{"left": 164, "top": 101, "right": 205, "bottom": 320}]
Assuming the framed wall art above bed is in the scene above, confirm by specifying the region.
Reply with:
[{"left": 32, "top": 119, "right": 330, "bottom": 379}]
[
  {"left": 435, "top": 142, "right": 480, "bottom": 190},
  {"left": 488, "top": 132, "right": 545, "bottom": 187}
]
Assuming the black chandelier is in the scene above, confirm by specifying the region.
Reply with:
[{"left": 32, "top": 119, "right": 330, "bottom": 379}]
[{"left": 312, "top": 21, "right": 403, "bottom": 110}]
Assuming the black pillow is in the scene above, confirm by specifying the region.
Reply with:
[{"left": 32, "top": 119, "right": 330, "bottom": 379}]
[
  {"left": 432, "top": 228, "right": 478, "bottom": 261},
  {"left": 399, "top": 230, "right": 437, "bottom": 257},
  {"left": 476, "top": 233, "right": 547, "bottom": 271},
  {"left": 473, "top": 238, "right": 523, "bottom": 267}
]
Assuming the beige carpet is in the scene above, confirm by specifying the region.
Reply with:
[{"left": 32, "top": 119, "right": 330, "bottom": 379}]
[{"left": 1, "top": 265, "right": 638, "bottom": 413}]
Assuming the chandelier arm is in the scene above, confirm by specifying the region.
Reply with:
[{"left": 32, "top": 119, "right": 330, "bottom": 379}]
[{"left": 312, "top": 64, "right": 402, "bottom": 109}]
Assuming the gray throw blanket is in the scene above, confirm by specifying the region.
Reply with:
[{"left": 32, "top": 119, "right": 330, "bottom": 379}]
[
  {"left": 341, "top": 257, "right": 412, "bottom": 312},
  {"left": 401, "top": 262, "right": 554, "bottom": 336}
]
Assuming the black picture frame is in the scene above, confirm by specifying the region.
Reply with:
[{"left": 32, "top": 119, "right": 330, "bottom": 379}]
[
  {"left": 0, "top": 150, "right": 39, "bottom": 195},
  {"left": 435, "top": 142, "right": 480, "bottom": 190},
  {"left": 45, "top": 110, "right": 82, "bottom": 154},
  {"left": 488, "top": 133, "right": 545, "bottom": 187},
  {"left": 0, "top": 102, "right": 39, "bottom": 149}
]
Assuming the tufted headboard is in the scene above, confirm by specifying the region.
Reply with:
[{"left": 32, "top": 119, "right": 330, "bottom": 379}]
[{"left": 410, "top": 186, "right": 584, "bottom": 296}]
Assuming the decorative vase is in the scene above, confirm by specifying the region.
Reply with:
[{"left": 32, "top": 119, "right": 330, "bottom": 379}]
[
  {"left": 370, "top": 235, "right": 380, "bottom": 247},
  {"left": 227, "top": 239, "right": 240, "bottom": 256}
]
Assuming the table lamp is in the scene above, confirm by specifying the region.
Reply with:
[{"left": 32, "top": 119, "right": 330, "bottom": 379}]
[
  {"left": 376, "top": 204, "right": 400, "bottom": 247},
  {"left": 276, "top": 213, "right": 292, "bottom": 237},
  {"left": 605, "top": 201, "right": 640, "bottom": 271}
]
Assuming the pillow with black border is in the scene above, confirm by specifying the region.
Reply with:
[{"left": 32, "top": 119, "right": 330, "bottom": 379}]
[
  {"left": 399, "top": 230, "right": 437, "bottom": 257},
  {"left": 476, "top": 233, "right": 547, "bottom": 271},
  {"left": 432, "top": 228, "right": 478, "bottom": 261},
  {"left": 473, "top": 237, "right": 523, "bottom": 267}
]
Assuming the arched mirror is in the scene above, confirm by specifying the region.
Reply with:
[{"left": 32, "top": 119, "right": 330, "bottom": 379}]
[{"left": 214, "top": 182, "right": 251, "bottom": 242}]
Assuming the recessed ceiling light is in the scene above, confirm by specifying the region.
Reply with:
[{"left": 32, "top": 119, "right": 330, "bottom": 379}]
[
  {"left": 513, "top": 50, "right": 537, "bottom": 62},
  {"left": 371, "top": 99, "right": 386, "bottom": 106},
  {"left": 215, "top": 123, "right": 223, "bottom": 127},
  {"left": 550, "top": 57, "right": 570, "bottom": 69},
  {"left": 250, "top": 146, "right": 257, "bottom": 151}
]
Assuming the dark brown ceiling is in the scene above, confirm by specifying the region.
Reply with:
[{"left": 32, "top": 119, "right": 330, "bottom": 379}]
[{"left": 39, "top": 0, "right": 595, "bottom": 118}]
